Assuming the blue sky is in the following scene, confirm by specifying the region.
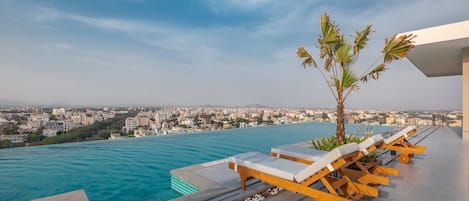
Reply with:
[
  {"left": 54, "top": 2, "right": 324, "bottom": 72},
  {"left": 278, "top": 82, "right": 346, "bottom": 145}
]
[{"left": 0, "top": 0, "right": 467, "bottom": 110}]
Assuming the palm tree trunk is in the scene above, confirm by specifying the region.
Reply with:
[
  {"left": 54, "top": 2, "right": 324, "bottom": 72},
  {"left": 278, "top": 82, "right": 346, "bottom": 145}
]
[{"left": 336, "top": 97, "right": 346, "bottom": 144}]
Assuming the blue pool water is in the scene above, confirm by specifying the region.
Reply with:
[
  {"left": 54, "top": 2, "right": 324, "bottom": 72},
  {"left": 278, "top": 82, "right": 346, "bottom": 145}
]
[{"left": 0, "top": 122, "right": 393, "bottom": 201}]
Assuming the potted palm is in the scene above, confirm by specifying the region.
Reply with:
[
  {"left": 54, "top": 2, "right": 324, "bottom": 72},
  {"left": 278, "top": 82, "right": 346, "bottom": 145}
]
[{"left": 297, "top": 13, "right": 415, "bottom": 147}]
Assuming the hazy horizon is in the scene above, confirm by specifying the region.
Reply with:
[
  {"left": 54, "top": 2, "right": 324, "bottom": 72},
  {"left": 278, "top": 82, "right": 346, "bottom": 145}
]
[
  {"left": 0, "top": 99, "right": 461, "bottom": 112},
  {"left": 0, "top": 0, "right": 467, "bottom": 110}
]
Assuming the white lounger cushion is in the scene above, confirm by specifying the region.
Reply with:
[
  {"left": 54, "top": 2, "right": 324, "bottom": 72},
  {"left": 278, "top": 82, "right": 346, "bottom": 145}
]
[
  {"left": 230, "top": 152, "right": 307, "bottom": 181},
  {"left": 358, "top": 134, "right": 384, "bottom": 152},
  {"left": 294, "top": 143, "right": 360, "bottom": 182},
  {"left": 383, "top": 126, "right": 417, "bottom": 144},
  {"left": 272, "top": 135, "right": 384, "bottom": 162},
  {"left": 271, "top": 144, "right": 327, "bottom": 162}
]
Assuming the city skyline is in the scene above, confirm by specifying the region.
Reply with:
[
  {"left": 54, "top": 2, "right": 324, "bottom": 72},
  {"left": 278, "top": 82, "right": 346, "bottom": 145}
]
[{"left": 0, "top": 0, "right": 467, "bottom": 110}]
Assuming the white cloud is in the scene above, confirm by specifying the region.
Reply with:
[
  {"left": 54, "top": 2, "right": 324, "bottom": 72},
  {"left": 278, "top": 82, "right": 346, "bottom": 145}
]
[
  {"left": 43, "top": 42, "right": 72, "bottom": 49},
  {"left": 31, "top": 6, "right": 222, "bottom": 64},
  {"left": 207, "top": 0, "right": 272, "bottom": 11},
  {"left": 228, "top": 0, "right": 271, "bottom": 9}
]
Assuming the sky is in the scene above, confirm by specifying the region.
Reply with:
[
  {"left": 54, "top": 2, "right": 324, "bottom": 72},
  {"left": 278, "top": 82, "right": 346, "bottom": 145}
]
[{"left": 0, "top": 0, "right": 467, "bottom": 110}]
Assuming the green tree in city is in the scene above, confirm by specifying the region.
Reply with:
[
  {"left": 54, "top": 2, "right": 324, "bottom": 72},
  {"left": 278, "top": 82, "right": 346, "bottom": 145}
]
[
  {"left": 27, "top": 134, "right": 45, "bottom": 143},
  {"left": 297, "top": 13, "right": 415, "bottom": 144},
  {"left": 0, "top": 140, "right": 12, "bottom": 149}
]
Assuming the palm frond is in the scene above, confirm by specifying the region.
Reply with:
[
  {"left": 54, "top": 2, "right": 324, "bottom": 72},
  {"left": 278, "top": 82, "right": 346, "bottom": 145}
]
[
  {"left": 341, "top": 67, "right": 359, "bottom": 90},
  {"left": 318, "top": 13, "right": 342, "bottom": 72},
  {"left": 296, "top": 46, "right": 317, "bottom": 68},
  {"left": 360, "top": 64, "right": 386, "bottom": 83},
  {"left": 320, "top": 14, "right": 330, "bottom": 36},
  {"left": 319, "top": 13, "right": 341, "bottom": 45},
  {"left": 353, "top": 25, "right": 372, "bottom": 56},
  {"left": 383, "top": 34, "right": 416, "bottom": 63},
  {"left": 334, "top": 43, "right": 353, "bottom": 67}
]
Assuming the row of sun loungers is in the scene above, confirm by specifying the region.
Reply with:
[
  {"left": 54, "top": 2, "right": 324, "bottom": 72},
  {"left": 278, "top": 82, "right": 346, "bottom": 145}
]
[{"left": 228, "top": 126, "right": 426, "bottom": 201}]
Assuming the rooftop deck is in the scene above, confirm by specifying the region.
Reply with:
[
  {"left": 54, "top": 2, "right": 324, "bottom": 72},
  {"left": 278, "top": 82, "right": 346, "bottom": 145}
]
[
  {"left": 373, "top": 126, "right": 468, "bottom": 201},
  {"left": 170, "top": 126, "right": 468, "bottom": 201}
]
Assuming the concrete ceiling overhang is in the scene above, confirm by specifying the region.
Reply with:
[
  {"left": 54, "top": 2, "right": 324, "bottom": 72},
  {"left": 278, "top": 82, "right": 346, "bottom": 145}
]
[{"left": 399, "top": 20, "right": 469, "bottom": 77}]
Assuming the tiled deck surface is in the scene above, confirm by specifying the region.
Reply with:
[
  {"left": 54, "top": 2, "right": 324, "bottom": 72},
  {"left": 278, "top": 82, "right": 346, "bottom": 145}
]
[
  {"left": 32, "top": 190, "right": 89, "bottom": 201},
  {"left": 373, "top": 127, "right": 468, "bottom": 201},
  {"left": 171, "top": 126, "right": 469, "bottom": 201}
]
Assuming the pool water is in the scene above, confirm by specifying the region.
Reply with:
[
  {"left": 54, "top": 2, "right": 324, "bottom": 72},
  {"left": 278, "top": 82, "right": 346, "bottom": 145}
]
[{"left": 0, "top": 122, "right": 393, "bottom": 201}]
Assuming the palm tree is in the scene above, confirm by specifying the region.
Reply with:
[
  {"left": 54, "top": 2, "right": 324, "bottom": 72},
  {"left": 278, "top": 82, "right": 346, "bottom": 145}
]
[{"left": 297, "top": 13, "right": 415, "bottom": 144}]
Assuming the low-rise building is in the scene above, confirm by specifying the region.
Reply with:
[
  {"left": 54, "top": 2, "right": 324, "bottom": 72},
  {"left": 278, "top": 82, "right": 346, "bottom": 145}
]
[
  {"left": 0, "top": 134, "right": 28, "bottom": 143},
  {"left": 123, "top": 117, "right": 138, "bottom": 133},
  {"left": 42, "top": 121, "right": 65, "bottom": 137}
]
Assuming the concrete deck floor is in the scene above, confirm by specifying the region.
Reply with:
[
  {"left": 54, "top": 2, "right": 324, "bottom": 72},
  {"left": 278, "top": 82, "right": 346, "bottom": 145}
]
[
  {"left": 171, "top": 126, "right": 469, "bottom": 201},
  {"left": 32, "top": 190, "right": 89, "bottom": 201},
  {"left": 373, "top": 126, "right": 468, "bottom": 201}
]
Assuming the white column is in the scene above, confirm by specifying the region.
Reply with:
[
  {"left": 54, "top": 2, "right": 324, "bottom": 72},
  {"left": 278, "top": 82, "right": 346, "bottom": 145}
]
[{"left": 463, "top": 48, "right": 469, "bottom": 139}]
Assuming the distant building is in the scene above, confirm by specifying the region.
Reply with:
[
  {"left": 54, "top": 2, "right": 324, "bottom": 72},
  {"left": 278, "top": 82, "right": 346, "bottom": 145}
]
[
  {"left": 64, "top": 120, "right": 80, "bottom": 132},
  {"left": 0, "top": 134, "right": 28, "bottom": 143},
  {"left": 70, "top": 115, "right": 82, "bottom": 124},
  {"left": 155, "top": 114, "right": 167, "bottom": 123},
  {"left": 108, "top": 133, "right": 124, "bottom": 140},
  {"left": 123, "top": 117, "right": 138, "bottom": 133},
  {"left": 52, "top": 108, "right": 66, "bottom": 116},
  {"left": 134, "top": 128, "right": 157, "bottom": 137},
  {"left": 239, "top": 122, "right": 246, "bottom": 128},
  {"left": 84, "top": 115, "right": 95, "bottom": 125},
  {"left": 94, "top": 115, "right": 105, "bottom": 122},
  {"left": 42, "top": 121, "right": 65, "bottom": 137},
  {"left": 30, "top": 113, "right": 50, "bottom": 126},
  {"left": 0, "top": 118, "right": 8, "bottom": 125},
  {"left": 136, "top": 116, "right": 150, "bottom": 127}
]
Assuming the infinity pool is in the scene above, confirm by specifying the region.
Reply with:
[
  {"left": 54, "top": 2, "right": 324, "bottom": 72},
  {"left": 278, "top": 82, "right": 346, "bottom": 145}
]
[{"left": 0, "top": 122, "right": 393, "bottom": 201}]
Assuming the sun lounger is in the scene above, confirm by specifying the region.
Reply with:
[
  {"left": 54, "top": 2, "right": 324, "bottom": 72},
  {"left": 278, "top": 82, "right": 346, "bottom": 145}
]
[
  {"left": 380, "top": 125, "right": 426, "bottom": 163},
  {"left": 271, "top": 134, "right": 397, "bottom": 186},
  {"left": 229, "top": 143, "right": 379, "bottom": 201}
]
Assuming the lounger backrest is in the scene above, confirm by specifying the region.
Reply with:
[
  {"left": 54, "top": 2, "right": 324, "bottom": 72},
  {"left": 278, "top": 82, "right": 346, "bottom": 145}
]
[
  {"left": 383, "top": 126, "right": 417, "bottom": 144},
  {"left": 271, "top": 144, "right": 327, "bottom": 162},
  {"left": 358, "top": 134, "right": 384, "bottom": 154},
  {"left": 294, "top": 143, "right": 360, "bottom": 182}
]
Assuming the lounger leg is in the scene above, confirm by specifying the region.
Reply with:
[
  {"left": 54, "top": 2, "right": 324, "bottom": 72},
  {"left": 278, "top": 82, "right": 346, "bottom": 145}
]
[
  {"left": 341, "top": 176, "right": 360, "bottom": 196},
  {"left": 229, "top": 162, "right": 248, "bottom": 190},
  {"left": 240, "top": 175, "right": 247, "bottom": 190},
  {"left": 352, "top": 181, "right": 379, "bottom": 197},
  {"left": 372, "top": 165, "right": 399, "bottom": 176},
  {"left": 342, "top": 168, "right": 390, "bottom": 186},
  {"left": 358, "top": 161, "right": 398, "bottom": 177},
  {"left": 325, "top": 175, "right": 379, "bottom": 199},
  {"left": 237, "top": 168, "right": 249, "bottom": 190},
  {"left": 384, "top": 143, "right": 427, "bottom": 155},
  {"left": 320, "top": 177, "right": 340, "bottom": 196}
]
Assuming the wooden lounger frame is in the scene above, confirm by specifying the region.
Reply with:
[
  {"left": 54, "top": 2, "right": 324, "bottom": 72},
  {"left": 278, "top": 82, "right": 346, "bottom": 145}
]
[
  {"left": 379, "top": 128, "right": 426, "bottom": 164},
  {"left": 271, "top": 144, "right": 397, "bottom": 186},
  {"left": 229, "top": 152, "right": 378, "bottom": 201}
]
